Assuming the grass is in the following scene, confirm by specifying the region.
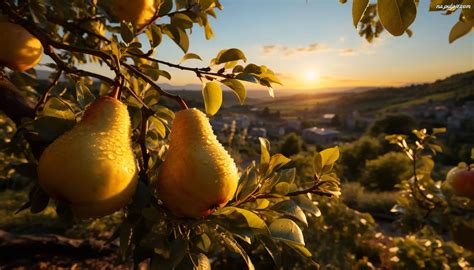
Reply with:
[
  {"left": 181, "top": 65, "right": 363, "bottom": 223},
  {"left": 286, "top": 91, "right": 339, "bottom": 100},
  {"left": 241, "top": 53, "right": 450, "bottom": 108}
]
[
  {"left": 255, "top": 95, "right": 339, "bottom": 115},
  {"left": 342, "top": 182, "right": 398, "bottom": 215}
]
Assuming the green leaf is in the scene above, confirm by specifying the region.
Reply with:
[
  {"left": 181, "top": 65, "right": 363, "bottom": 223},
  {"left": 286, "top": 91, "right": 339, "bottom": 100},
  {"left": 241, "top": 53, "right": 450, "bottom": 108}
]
[
  {"left": 170, "top": 13, "right": 194, "bottom": 29},
  {"left": 273, "top": 182, "right": 290, "bottom": 195},
  {"left": 320, "top": 147, "right": 340, "bottom": 167},
  {"left": 462, "top": 0, "right": 474, "bottom": 20},
  {"left": 202, "top": 81, "right": 222, "bottom": 116},
  {"left": 180, "top": 53, "right": 203, "bottom": 63},
  {"left": 259, "top": 137, "right": 271, "bottom": 173},
  {"left": 204, "top": 22, "right": 214, "bottom": 40},
  {"left": 243, "top": 64, "right": 263, "bottom": 74},
  {"left": 149, "top": 117, "right": 166, "bottom": 138},
  {"left": 282, "top": 240, "right": 313, "bottom": 257},
  {"left": 34, "top": 116, "right": 75, "bottom": 142},
  {"left": 157, "top": 69, "right": 172, "bottom": 80},
  {"left": 41, "top": 97, "right": 75, "bottom": 120},
  {"left": 260, "top": 168, "right": 295, "bottom": 195},
  {"left": 313, "top": 147, "right": 340, "bottom": 176},
  {"left": 221, "top": 79, "right": 246, "bottom": 105},
  {"left": 119, "top": 221, "right": 133, "bottom": 259},
  {"left": 213, "top": 206, "right": 268, "bottom": 235},
  {"left": 432, "top": 127, "right": 447, "bottom": 135},
  {"left": 235, "top": 73, "right": 259, "bottom": 84},
  {"left": 353, "top": 0, "right": 370, "bottom": 27},
  {"left": 221, "top": 233, "right": 255, "bottom": 270},
  {"left": 259, "top": 71, "right": 283, "bottom": 85},
  {"left": 269, "top": 218, "right": 305, "bottom": 245},
  {"left": 158, "top": 0, "right": 173, "bottom": 16},
  {"left": 195, "top": 233, "right": 211, "bottom": 252},
  {"left": 266, "top": 154, "right": 291, "bottom": 175},
  {"left": 271, "top": 200, "right": 308, "bottom": 226},
  {"left": 377, "top": 0, "right": 417, "bottom": 36},
  {"left": 146, "top": 24, "right": 162, "bottom": 48},
  {"left": 163, "top": 24, "right": 189, "bottom": 53},
  {"left": 75, "top": 82, "right": 96, "bottom": 108},
  {"left": 235, "top": 165, "right": 259, "bottom": 201},
  {"left": 216, "top": 48, "right": 247, "bottom": 64},
  {"left": 471, "top": 148, "right": 474, "bottom": 160},
  {"left": 293, "top": 195, "right": 321, "bottom": 216},
  {"left": 29, "top": 185, "right": 50, "bottom": 214},
  {"left": 120, "top": 22, "right": 134, "bottom": 43},
  {"left": 258, "top": 236, "right": 282, "bottom": 267},
  {"left": 428, "top": 143, "right": 443, "bottom": 154},
  {"left": 449, "top": 20, "right": 473, "bottom": 43},
  {"left": 200, "top": 0, "right": 216, "bottom": 10}
]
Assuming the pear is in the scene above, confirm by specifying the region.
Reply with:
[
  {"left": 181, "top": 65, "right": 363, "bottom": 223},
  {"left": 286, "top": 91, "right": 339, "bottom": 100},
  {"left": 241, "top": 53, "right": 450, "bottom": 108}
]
[
  {"left": 37, "top": 97, "right": 138, "bottom": 218},
  {"left": 100, "top": 0, "right": 156, "bottom": 28},
  {"left": 0, "top": 22, "right": 43, "bottom": 71},
  {"left": 156, "top": 108, "right": 239, "bottom": 217}
]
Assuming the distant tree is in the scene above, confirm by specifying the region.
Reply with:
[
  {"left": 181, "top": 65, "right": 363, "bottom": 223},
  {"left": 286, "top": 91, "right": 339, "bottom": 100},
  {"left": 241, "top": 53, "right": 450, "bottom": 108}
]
[
  {"left": 280, "top": 133, "right": 304, "bottom": 157},
  {"left": 361, "top": 152, "right": 412, "bottom": 191},
  {"left": 367, "top": 114, "right": 417, "bottom": 137},
  {"left": 337, "top": 136, "right": 384, "bottom": 181},
  {"left": 261, "top": 107, "right": 271, "bottom": 118}
]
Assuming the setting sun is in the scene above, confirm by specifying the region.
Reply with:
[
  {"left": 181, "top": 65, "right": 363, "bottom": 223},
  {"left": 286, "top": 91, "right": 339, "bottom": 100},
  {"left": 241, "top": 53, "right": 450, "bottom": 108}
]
[{"left": 305, "top": 70, "right": 319, "bottom": 81}]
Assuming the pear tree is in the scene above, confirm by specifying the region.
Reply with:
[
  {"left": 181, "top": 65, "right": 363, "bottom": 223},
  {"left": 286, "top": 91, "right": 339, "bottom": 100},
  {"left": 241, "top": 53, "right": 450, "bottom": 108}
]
[{"left": 0, "top": 0, "right": 472, "bottom": 269}]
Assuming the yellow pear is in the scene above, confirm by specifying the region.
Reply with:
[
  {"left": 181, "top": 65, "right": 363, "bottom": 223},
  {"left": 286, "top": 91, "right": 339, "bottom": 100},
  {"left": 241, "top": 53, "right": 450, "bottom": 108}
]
[
  {"left": 37, "top": 97, "right": 138, "bottom": 218},
  {"left": 0, "top": 22, "right": 43, "bottom": 71},
  {"left": 156, "top": 108, "right": 239, "bottom": 217},
  {"left": 101, "top": 0, "right": 156, "bottom": 28}
]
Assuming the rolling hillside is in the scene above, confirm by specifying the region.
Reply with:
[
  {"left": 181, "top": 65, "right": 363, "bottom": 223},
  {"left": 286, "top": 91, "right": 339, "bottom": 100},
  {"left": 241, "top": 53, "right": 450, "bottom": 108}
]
[{"left": 253, "top": 70, "right": 474, "bottom": 115}]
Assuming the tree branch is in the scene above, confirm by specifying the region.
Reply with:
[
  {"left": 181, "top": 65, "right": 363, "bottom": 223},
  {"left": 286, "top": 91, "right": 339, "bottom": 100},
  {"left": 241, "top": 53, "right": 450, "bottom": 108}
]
[
  {"left": 0, "top": 77, "right": 35, "bottom": 126},
  {"left": 122, "top": 63, "right": 189, "bottom": 110},
  {"left": 128, "top": 52, "right": 234, "bottom": 80}
]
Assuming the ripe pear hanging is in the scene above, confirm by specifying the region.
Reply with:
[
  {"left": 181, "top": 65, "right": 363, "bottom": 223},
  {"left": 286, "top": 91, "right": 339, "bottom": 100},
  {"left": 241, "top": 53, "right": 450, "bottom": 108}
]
[
  {"left": 156, "top": 108, "right": 239, "bottom": 217},
  {"left": 0, "top": 22, "right": 43, "bottom": 71},
  {"left": 37, "top": 97, "right": 138, "bottom": 218},
  {"left": 100, "top": 0, "right": 156, "bottom": 28}
]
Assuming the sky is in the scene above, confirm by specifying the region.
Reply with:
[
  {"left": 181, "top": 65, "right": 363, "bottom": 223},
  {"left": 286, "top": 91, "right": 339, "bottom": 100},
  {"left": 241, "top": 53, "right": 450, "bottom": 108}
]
[{"left": 45, "top": 0, "right": 474, "bottom": 92}]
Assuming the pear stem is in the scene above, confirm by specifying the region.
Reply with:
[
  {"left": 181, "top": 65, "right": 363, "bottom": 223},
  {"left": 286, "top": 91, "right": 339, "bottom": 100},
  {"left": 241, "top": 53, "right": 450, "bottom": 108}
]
[{"left": 111, "top": 75, "right": 125, "bottom": 100}]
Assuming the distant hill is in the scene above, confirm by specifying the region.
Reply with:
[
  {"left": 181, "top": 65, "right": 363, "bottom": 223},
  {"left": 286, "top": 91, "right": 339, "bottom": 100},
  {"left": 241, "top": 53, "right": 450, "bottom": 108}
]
[
  {"left": 336, "top": 70, "right": 474, "bottom": 113},
  {"left": 252, "top": 70, "right": 474, "bottom": 115}
]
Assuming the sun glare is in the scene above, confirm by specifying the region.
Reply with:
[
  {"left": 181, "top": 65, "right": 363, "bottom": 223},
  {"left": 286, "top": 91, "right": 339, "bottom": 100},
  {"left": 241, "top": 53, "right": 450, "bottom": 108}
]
[{"left": 305, "top": 71, "right": 319, "bottom": 81}]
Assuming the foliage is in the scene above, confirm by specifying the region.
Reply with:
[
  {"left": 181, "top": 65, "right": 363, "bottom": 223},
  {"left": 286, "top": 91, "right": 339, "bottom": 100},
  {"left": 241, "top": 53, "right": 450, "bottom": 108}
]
[
  {"left": 385, "top": 227, "right": 474, "bottom": 269},
  {"left": 305, "top": 197, "right": 380, "bottom": 270},
  {"left": 361, "top": 152, "right": 412, "bottom": 191},
  {"left": 342, "top": 182, "right": 398, "bottom": 214},
  {"left": 340, "top": 0, "right": 474, "bottom": 43},
  {"left": 279, "top": 133, "right": 304, "bottom": 157},
  {"left": 387, "top": 128, "right": 474, "bottom": 257},
  {"left": 367, "top": 114, "right": 417, "bottom": 137},
  {"left": 0, "top": 0, "right": 473, "bottom": 268},
  {"left": 337, "top": 136, "right": 384, "bottom": 181}
]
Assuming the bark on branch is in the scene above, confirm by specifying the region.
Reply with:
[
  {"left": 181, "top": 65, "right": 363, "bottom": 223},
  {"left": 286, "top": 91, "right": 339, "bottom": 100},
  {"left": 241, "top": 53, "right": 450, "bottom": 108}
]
[{"left": 0, "top": 77, "right": 35, "bottom": 126}]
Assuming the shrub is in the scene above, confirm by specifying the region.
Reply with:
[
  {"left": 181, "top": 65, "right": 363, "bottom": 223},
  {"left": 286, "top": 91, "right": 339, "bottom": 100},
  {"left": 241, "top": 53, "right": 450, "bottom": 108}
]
[
  {"left": 280, "top": 133, "right": 304, "bottom": 157},
  {"left": 361, "top": 152, "right": 412, "bottom": 191},
  {"left": 342, "top": 182, "right": 398, "bottom": 214},
  {"left": 367, "top": 114, "right": 417, "bottom": 137},
  {"left": 338, "top": 136, "right": 384, "bottom": 181}
]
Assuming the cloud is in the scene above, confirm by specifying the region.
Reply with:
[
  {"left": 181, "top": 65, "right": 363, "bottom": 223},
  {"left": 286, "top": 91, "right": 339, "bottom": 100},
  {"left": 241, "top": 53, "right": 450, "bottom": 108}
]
[
  {"left": 260, "top": 43, "right": 332, "bottom": 57},
  {"left": 339, "top": 48, "right": 358, "bottom": 56}
]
